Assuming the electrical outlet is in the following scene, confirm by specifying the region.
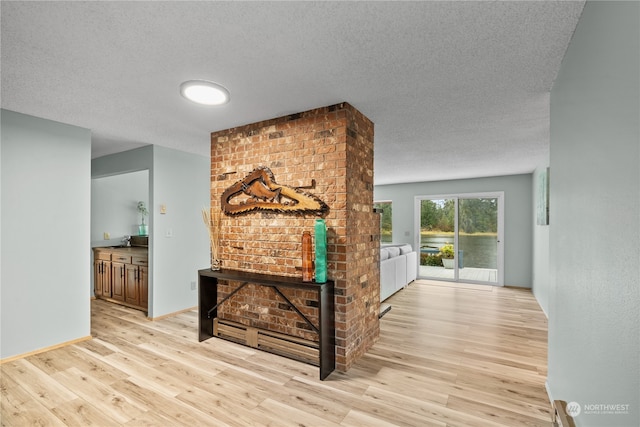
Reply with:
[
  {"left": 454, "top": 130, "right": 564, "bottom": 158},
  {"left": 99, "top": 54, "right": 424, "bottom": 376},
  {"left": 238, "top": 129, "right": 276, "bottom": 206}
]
[
  {"left": 165, "top": 228, "right": 173, "bottom": 238},
  {"left": 104, "top": 232, "right": 110, "bottom": 240},
  {"left": 190, "top": 281, "right": 196, "bottom": 290}
]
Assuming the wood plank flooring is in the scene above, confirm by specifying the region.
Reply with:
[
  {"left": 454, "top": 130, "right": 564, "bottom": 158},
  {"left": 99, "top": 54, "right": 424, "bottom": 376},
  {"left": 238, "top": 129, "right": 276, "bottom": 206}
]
[{"left": 1, "top": 280, "right": 551, "bottom": 426}]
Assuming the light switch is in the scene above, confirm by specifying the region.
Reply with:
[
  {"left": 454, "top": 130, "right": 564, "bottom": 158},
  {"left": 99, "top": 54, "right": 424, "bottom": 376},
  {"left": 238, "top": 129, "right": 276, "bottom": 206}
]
[
  {"left": 104, "top": 232, "right": 110, "bottom": 240},
  {"left": 165, "top": 228, "right": 173, "bottom": 238},
  {"left": 160, "top": 204, "right": 167, "bottom": 214}
]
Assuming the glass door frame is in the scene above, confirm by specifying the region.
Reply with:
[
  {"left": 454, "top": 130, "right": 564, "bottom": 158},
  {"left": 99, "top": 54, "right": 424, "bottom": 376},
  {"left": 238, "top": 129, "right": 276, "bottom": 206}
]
[{"left": 413, "top": 191, "right": 504, "bottom": 286}]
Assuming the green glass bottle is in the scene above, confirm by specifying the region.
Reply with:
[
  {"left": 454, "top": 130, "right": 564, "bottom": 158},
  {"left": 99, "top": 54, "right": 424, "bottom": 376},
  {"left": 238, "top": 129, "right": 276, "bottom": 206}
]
[{"left": 314, "top": 219, "right": 327, "bottom": 283}]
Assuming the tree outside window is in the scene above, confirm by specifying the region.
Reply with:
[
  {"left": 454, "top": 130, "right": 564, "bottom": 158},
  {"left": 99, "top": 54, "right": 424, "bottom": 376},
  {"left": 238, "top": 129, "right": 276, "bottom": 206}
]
[{"left": 374, "top": 201, "right": 392, "bottom": 243}]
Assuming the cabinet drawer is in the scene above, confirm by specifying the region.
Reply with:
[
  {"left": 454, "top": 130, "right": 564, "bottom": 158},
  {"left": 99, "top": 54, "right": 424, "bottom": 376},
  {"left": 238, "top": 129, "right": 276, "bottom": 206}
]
[
  {"left": 94, "top": 251, "right": 111, "bottom": 261},
  {"left": 112, "top": 254, "right": 132, "bottom": 263},
  {"left": 132, "top": 256, "right": 148, "bottom": 266}
]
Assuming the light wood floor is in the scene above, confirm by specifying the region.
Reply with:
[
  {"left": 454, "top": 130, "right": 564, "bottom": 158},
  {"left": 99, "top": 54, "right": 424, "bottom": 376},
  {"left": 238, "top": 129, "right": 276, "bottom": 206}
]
[{"left": 1, "top": 280, "right": 551, "bottom": 426}]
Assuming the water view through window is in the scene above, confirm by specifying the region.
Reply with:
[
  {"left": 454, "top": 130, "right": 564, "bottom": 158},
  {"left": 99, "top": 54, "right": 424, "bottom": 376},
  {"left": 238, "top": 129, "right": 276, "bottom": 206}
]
[{"left": 418, "top": 194, "right": 501, "bottom": 284}]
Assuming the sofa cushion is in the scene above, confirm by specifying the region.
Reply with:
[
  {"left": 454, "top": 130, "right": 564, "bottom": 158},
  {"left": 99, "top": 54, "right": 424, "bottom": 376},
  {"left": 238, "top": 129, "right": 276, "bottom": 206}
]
[
  {"left": 386, "top": 246, "right": 400, "bottom": 258},
  {"left": 380, "top": 248, "right": 390, "bottom": 261},
  {"left": 398, "top": 244, "right": 413, "bottom": 255}
]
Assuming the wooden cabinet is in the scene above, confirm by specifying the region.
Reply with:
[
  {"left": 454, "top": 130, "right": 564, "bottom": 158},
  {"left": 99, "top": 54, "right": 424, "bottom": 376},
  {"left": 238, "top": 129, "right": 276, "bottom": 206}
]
[
  {"left": 93, "top": 247, "right": 148, "bottom": 312},
  {"left": 125, "top": 256, "right": 148, "bottom": 308},
  {"left": 125, "top": 263, "right": 139, "bottom": 306},
  {"left": 139, "top": 265, "right": 148, "bottom": 309},
  {"left": 94, "top": 250, "right": 111, "bottom": 298},
  {"left": 111, "top": 262, "right": 126, "bottom": 302}
]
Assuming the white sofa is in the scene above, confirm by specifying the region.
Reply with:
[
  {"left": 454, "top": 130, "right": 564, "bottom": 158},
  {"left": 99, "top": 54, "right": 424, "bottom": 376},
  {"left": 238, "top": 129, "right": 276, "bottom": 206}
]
[{"left": 380, "top": 244, "right": 417, "bottom": 301}]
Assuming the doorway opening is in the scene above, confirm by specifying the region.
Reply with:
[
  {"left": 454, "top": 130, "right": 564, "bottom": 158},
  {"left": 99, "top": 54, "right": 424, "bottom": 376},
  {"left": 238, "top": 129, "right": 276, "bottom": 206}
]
[{"left": 414, "top": 192, "right": 504, "bottom": 285}]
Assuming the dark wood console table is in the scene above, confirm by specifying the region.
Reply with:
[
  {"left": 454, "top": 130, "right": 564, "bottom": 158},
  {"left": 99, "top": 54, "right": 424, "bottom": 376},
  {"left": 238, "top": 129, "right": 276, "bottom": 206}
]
[{"left": 198, "top": 268, "right": 335, "bottom": 380}]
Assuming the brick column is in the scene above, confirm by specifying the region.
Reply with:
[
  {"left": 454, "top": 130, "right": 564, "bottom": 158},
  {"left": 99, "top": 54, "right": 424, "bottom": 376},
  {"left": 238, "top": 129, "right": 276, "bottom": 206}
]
[{"left": 210, "top": 102, "right": 379, "bottom": 372}]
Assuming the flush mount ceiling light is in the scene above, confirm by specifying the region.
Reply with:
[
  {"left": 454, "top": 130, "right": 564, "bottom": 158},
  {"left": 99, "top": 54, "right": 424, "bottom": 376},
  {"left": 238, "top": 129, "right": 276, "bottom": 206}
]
[{"left": 180, "top": 80, "right": 230, "bottom": 106}]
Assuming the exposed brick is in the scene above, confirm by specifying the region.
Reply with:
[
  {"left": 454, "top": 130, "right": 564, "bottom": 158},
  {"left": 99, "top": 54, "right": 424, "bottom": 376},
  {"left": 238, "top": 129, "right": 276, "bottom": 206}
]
[{"left": 209, "top": 102, "right": 379, "bottom": 372}]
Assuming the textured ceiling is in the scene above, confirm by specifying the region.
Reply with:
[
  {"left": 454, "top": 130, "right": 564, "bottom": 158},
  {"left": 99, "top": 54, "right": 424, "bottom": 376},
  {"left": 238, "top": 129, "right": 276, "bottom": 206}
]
[{"left": 1, "top": 1, "right": 584, "bottom": 185}]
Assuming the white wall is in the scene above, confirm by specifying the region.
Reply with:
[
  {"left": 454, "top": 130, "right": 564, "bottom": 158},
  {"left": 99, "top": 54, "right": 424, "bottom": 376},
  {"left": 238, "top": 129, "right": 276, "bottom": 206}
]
[
  {"left": 374, "top": 174, "right": 532, "bottom": 287},
  {"left": 548, "top": 2, "right": 639, "bottom": 426},
  {"left": 1, "top": 110, "right": 91, "bottom": 359}
]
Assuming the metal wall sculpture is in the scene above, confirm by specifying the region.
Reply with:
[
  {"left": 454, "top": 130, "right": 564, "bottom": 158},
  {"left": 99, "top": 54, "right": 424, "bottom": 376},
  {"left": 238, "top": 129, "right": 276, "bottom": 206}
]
[{"left": 221, "top": 166, "right": 329, "bottom": 216}]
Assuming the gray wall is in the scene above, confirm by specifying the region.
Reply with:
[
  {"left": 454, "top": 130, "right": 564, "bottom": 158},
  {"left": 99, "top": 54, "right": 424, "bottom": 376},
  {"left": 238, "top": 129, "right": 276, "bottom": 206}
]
[
  {"left": 374, "top": 174, "right": 532, "bottom": 287},
  {"left": 1, "top": 110, "right": 92, "bottom": 359},
  {"left": 152, "top": 146, "right": 210, "bottom": 317},
  {"left": 92, "top": 145, "right": 153, "bottom": 177},
  {"left": 92, "top": 145, "right": 210, "bottom": 318},
  {"left": 91, "top": 170, "right": 149, "bottom": 246},
  {"left": 1, "top": 111, "right": 209, "bottom": 359},
  {"left": 548, "top": 2, "right": 639, "bottom": 426}
]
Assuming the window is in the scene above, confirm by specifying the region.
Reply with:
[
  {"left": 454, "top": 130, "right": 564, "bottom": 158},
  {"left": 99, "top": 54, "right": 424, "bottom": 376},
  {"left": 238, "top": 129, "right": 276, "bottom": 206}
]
[{"left": 374, "top": 201, "right": 393, "bottom": 243}]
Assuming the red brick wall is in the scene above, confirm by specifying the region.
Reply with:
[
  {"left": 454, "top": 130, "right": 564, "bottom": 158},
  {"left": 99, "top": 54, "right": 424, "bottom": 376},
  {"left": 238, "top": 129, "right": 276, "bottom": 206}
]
[{"left": 210, "top": 103, "right": 379, "bottom": 372}]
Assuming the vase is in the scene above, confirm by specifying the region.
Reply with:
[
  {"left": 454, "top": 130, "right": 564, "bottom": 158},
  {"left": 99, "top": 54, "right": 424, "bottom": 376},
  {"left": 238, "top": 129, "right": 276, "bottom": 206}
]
[
  {"left": 442, "top": 258, "right": 455, "bottom": 269},
  {"left": 302, "top": 231, "right": 313, "bottom": 282},
  {"left": 138, "top": 224, "right": 148, "bottom": 236},
  {"left": 211, "top": 257, "right": 222, "bottom": 271},
  {"left": 314, "top": 219, "right": 327, "bottom": 283}
]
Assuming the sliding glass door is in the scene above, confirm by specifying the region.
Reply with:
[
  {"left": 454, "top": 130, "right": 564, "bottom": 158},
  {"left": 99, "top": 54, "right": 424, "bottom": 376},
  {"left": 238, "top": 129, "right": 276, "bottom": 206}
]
[
  {"left": 418, "top": 198, "right": 456, "bottom": 280},
  {"left": 458, "top": 196, "right": 500, "bottom": 283},
  {"left": 415, "top": 192, "right": 503, "bottom": 285}
]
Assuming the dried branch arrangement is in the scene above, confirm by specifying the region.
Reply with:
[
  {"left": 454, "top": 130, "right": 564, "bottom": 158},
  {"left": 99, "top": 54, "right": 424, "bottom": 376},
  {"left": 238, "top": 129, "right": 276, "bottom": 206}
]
[{"left": 202, "top": 208, "right": 222, "bottom": 270}]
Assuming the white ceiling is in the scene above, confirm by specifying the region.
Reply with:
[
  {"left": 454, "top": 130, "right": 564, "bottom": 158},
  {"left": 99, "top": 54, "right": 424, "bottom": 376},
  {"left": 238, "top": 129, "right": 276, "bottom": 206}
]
[{"left": 1, "top": 1, "right": 584, "bottom": 185}]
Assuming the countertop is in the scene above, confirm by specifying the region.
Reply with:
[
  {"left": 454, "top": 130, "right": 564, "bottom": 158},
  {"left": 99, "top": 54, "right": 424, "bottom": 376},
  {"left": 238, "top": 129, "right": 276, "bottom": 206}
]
[{"left": 94, "top": 246, "right": 148, "bottom": 254}]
